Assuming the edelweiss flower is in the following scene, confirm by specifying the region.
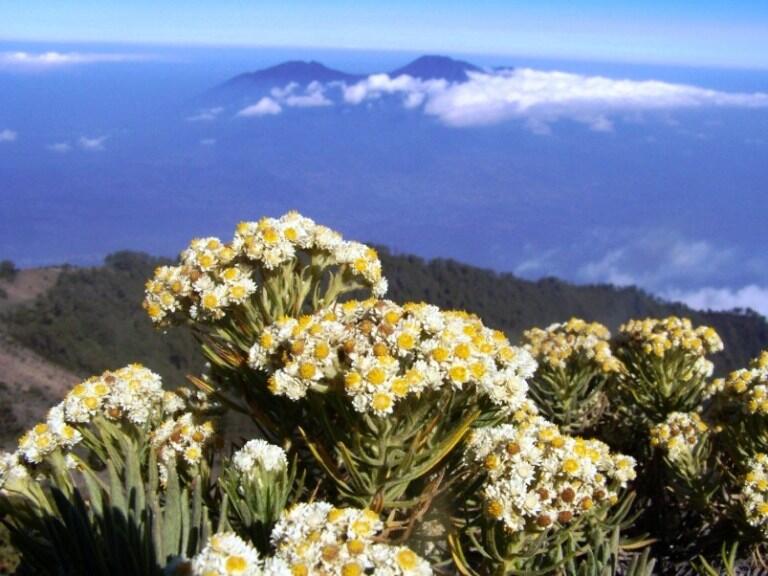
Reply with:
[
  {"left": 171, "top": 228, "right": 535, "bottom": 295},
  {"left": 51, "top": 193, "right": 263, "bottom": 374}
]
[
  {"left": 524, "top": 318, "right": 621, "bottom": 373},
  {"left": 190, "top": 531, "right": 274, "bottom": 575},
  {"left": 248, "top": 299, "right": 535, "bottom": 416},
  {"left": 270, "top": 502, "right": 432, "bottom": 575},
  {"left": 649, "top": 412, "right": 708, "bottom": 462},
  {"left": 232, "top": 439, "right": 288, "bottom": 477},
  {"left": 465, "top": 412, "right": 635, "bottom": 532},
  {"left": 742, "top": 453, "right": 768, "bottom": 534},
  {"left": 143, "top": 212, "right": 388, "bottom": 326}
]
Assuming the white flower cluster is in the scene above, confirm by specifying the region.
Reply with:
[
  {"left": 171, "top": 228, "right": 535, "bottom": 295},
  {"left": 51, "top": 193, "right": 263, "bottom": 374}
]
[
  {"left": 63, "top": 363, "right": 167, "bottom": 424},
  {"left": 144, "top": 211, "right": 387, "bottom": 325},
  {"left": 619, "top": 317, "right": 722, "bottom": 378},
  {"left": 232, "top": 439, "right": 288, "bottom": 477},
  {"left": 270, "top": 502, "right": 432, "bottom": 575},
  {"left": 189, "top": 531, "right": 289, "bottom": 576},
  {"left": 248, "top": 299, "right": 536, "bottom": 416},
  {"left": 649, "top": 412, "right": 708, "bottom": 462},
  {"left": 742, "top": 453, "right": 768, "bottom": 533},
  {"left": 465, "top": 412, "right": 636, "bottom": 532},
  {"left": 523, "top": 318, "right": 621, "bottom": 373},
  {"left": 717, "top": 350, "right": 768, "bottom": 415},
  {"left": 0, "top": 451, "right": 29, "bottom": 492},
  {"left": 151, "top": 413, "right": 215, "bottom": 485},
  {"left": 13, "top": 364, "right": 184, "bottom": 466}
]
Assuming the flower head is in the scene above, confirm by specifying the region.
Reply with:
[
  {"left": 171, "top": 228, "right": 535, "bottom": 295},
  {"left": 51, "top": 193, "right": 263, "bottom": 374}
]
[
  {"left": 465, "top": 413, "right": 635, "bottom": 532},
  {"left": 270, "top": 502, "right": 431, "bottom": 575},
  {"left": 248, "top": 299, "right": 535, "bottom": 415}
]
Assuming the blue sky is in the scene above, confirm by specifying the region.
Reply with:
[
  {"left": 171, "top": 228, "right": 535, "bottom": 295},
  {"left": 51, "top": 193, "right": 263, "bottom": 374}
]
[{"left": 2, "top": 1, "right": 768, "bottom": 69}]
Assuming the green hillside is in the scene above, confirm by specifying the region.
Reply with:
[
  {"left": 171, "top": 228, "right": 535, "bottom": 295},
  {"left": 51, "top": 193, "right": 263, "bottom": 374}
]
[{"left": 2, "top": 249, "right": 766, "bottom": 387}]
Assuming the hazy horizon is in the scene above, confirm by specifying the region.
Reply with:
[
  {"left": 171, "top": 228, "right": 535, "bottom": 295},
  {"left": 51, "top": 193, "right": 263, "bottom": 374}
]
[{"left": 2, "top": 33, "right": 768, "bottom": 317}]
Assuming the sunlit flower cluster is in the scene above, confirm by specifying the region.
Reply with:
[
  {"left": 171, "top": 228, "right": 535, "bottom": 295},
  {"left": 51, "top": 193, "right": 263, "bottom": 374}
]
[
  {"left": 248, "top": 299, "right": 536, "bottom": 415},
  {"left": 0, "top": 451, "right": 29, "bottom": 492},
  {"left": 523, "top": 318, "right": 621, "bottom": 373},
  {"left": 232, "top": 439, "right": 288, "bottom": 478},
  {"left": 465, "top": 412, "right": 636, "bottom": 532},
  {"left": 619, "top": 317, "right": 722, "bottom": 378},
  {"left": 717, "top": 350, "right": 768, "bottom": 415},
  {"left": 619, "top": 317, "right": 723, "bottom": 358},
  {"left": 189, "top": 531, "right": 289, "bottom": 576},
  {"left": 62, "top": 363, "right": 167, "bottom": 424},
  {"left": 12, "top": 365, "right": 185, "bottom": 467},
  {"left": 742, "top": 453, "right": 768, "bottom": 534},
  {"left": 270, "top": 502, "right": 432, "bottom": 575},
  {"left": 649, "top": 412, "right": 708, "bottom": 462},
  {"left": 151, "top": 412, "right": 215, "bottom": 485},
  {"left": 143, "top": 211, "right": 387, "bottom": 325}
]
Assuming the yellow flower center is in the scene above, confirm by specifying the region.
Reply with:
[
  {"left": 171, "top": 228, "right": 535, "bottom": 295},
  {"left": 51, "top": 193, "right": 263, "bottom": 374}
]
[
  {"left": 397, "top": 333, "right": 416, "bottom": 350},
  {"left": 366, "top": 367, "right": 387, "bottom": 386},
  {"left": 346, "top": 539, "right": 366, "bottom": 555},
  {"left": 396, "top": 549, "right": 419, "bottom": 571},
  {"left": 454, "top": 343, "right": 471, "bottom": 360},
  {"left": 225, "top": 555, "right": 247, "bottom": 574},
  {"left": 299, "top": 362, "right": 317, "bottom": 380},
  {"left": 314, "top": 342, "right": 330, "bottom": 360},
  {"left": 262, "top": 227, "right": 279, "bottom": 244},
  {"left": 563, "top": 458, "right": 580, "bottom": 474},
  {"left": 372, "top": 393, "right": 393, "bottom": 412},
  {"left": 345, "top": 372, "right": 362, "bottom": 390},
  {"left": 342, "top": 563, "right": 362, "bottom": 576},
  {"left": 487, "top": 500, "right": 504, "bottom": 518},
  {"left": 202, "top": 293, "right": 219, "bottom": 309},
  {"left": 230, "top": 285, "right": 247, "bottom": 299},
  {"left": 449, "top": 365, "right": 468, "bottom": 383}
]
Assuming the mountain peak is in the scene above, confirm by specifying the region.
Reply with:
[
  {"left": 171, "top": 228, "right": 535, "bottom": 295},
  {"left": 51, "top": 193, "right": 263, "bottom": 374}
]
[
  {"left": 225, "top": 60, "right": 361, "bottom": 88},
  {"left": 389, "top": 55, "right": 483, "bottom": 82}
]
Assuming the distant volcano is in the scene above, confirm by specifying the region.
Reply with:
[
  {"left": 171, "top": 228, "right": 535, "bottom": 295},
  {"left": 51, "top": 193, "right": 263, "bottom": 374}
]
[
  {"left": 224, "top": 60, "right": 363, "bottom": 87},
  {"left": 219, "top": 55, "right": 489, "bottom": 92},
  {"left": 389, "top": 55, "right": 483, "bottom": 82}
]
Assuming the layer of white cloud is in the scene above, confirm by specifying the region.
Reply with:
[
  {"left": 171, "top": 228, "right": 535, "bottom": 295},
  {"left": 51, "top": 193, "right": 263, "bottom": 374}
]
[
  {"left": 342, "top": 73, "right": 447, "bottom": 106},
  {"left": 236, "top": 68, "right": 768, "bottom": 129},
  {"left": 576, "top": 232, "right": 736, "bottom": 290},
  {"left": 187, "top": 107, "right": 224, "bottom": 122},
  {"left": 47, "top": 142, "right": 71, "bottom": 153},
  {"left": 238, "top": 97, "right": 282, "bottom": 117},
  {"left": 338, "top": 68, "right": 768, "bottom": 130},
  {"left": 0, "top": 51, "right": 153, "bottom": 69},
  {"left": 78, "top": 136, "right": 108, "bottom": 151},
  {"left": 281, "top": 81, "right": 333, "bottom": 107},
  {"left": 238, "top": 82, "right": 332, "bottom": 117},
  {"left": 424, "top": 69, "right": 768, "bottom": 127},
  {"left": 0, "top": 129, "right": 16, "bottom": 142},
  {"left": 665, "top": 285, "right": 768, "bottom": 317}
]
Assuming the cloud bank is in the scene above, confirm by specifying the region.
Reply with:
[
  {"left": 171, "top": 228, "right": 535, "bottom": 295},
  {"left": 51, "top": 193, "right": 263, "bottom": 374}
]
[
  {"left": 517, "top": 229, "right": 768, "bottom": 317},
  {"left": 238, "top": 68, "right": 768, "bottom": 129},
  {"left": 665, "top": 285, "right": 768, "bottom": 318},
  {"left": 419, "top": 69, "right": 768, "bottom": 127},
  {"left": 238, "top": 97, "right": 282, "bottom": 117},
  {"left": 0, "top": 129, "right": 17, "bottom": 142},
  {"left": 238, "top": 82, "right": 333, "bottom": 117},
  {"left": 0, "top": 51, "right": 153, "bottom": 69}
]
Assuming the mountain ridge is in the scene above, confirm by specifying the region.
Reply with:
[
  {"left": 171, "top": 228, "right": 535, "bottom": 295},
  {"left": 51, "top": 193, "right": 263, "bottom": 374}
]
[
  {"left": 218, "top": 54, "right": 488, "bottom": 91},
  {"left": 389, "top": 54, "right": 483, "bottom": 82},
  {"left": 223, "top": 60, "right": 363, "bottom": 88}
]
